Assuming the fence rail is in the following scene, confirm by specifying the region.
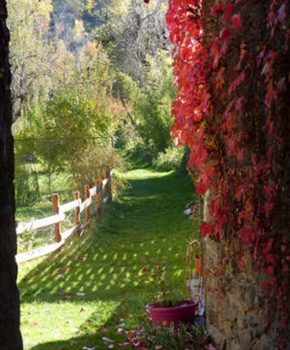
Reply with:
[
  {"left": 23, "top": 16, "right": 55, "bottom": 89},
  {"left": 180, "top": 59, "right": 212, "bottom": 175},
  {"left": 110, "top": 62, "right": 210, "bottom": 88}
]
[{"left": 16, "top": 169, "right": 112, "bottom": 263}]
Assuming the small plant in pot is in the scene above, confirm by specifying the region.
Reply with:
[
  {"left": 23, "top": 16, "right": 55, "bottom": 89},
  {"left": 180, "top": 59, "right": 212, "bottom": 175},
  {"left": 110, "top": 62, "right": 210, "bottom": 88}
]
[
  {"left": 143, "top": 262, "right": 197, "bottom": 326},
  {"left": 185, "top": 239, "right": 205, "bottom": 317}
]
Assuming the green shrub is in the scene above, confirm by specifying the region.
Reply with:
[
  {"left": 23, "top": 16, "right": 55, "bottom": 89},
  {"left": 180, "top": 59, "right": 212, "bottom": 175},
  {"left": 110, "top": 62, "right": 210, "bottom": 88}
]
[
  {"left": 15, "top": 166, "right": 40, "bottom": 207},
  {"left": 153, "top": 146, "right": 185, "bottom": 171},
  {"left": 70, "top": 145, "right": 127, "bottom": 199}
]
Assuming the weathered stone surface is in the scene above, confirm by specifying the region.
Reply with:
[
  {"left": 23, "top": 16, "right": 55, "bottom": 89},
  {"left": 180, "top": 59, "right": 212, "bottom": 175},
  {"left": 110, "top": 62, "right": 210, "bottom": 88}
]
[{"left": 203, "top": 236, "right": 277, "bottom": 349}]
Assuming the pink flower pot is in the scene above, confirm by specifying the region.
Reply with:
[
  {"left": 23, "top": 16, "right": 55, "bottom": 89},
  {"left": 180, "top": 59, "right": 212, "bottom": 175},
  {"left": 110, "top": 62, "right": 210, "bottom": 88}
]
[{"left": 146, "top": 300, "right": 197, "bottom": 325}]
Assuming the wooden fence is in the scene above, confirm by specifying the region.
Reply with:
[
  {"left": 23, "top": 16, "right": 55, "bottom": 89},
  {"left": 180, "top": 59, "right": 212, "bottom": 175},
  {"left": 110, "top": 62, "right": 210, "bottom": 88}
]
[{"left": 16, "top": 169, "right": 112, "bottom": 263}]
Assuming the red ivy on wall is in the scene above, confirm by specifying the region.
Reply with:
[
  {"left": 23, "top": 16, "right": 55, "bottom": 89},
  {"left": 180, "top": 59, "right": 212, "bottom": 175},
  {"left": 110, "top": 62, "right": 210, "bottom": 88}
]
[{"left": 163, "top": 0, "right": 289, "bottom": 346}]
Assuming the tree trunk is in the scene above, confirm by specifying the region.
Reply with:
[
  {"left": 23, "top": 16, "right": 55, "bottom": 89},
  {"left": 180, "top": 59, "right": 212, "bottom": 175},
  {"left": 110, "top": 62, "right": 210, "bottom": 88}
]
[{"left": 0, "top": 1, "right": 23, "bottom": 349}]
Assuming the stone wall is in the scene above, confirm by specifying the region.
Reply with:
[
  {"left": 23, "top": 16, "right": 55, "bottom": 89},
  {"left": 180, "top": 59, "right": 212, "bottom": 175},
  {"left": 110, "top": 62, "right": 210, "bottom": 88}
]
[
  {"left": 203, "top": 236, "right": 277, "bottom": 350},
  {"left": 202, "top": 191, "right": 278, "bottom": 349}
]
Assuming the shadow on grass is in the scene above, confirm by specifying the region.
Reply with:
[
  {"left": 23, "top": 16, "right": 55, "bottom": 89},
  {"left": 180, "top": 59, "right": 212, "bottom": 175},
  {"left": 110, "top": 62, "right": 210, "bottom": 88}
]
[
  {"left": 29, "top": 302, "right": 142, "bottom": 350},
  {"left": 19, "top": 170, "right": 195, "bottom": 350}
]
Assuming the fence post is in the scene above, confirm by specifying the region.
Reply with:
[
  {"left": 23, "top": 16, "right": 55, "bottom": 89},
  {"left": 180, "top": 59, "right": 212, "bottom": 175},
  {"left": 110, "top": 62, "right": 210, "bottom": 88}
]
[
  {"left": 52, "top": 193, "right": 61, "bottom": 242},
  {"left": 84, "top": 184, "right": 90, "bottom": 224},
  {"left": 95, "top": 178, "right": 100, "bottom": 216},
  {"left": 74, "top": 191, "right": 81, "bottom": 237}
]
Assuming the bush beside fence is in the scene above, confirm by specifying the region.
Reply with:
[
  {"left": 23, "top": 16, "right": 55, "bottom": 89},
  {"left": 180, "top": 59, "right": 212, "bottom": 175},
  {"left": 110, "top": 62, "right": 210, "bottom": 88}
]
[{"left": 16, "top": 169, "right": 112, "bottom": 263}]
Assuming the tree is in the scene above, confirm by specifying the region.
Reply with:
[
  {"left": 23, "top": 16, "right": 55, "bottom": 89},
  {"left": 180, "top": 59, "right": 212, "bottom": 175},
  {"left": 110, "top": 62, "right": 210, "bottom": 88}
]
[
  {"left": 7, "top": 0, "right": 53, "bottom": 121},
  {"left": 97, "top": 0, "right": 169, "bottom": 82},
  {"left": 50, "top": 0, "right": 84, "bottom": 44},
  {"left": 135, "top": 52, "right": 175, "bottom": 156},
  {"left": 112, "top": 52, "right": 176, "bottom": 162},
  {"left": 15, "top": 42, "right": 119, "bottom": 191},
  {"left": 0, "top": 1, "right": 22, "bottom": 348}
]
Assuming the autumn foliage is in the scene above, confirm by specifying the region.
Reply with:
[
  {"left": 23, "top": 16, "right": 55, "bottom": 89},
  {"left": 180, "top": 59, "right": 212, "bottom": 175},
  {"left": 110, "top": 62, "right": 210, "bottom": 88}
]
[{"left": 166, "top": 0, "right": 289, "bottom": 346}]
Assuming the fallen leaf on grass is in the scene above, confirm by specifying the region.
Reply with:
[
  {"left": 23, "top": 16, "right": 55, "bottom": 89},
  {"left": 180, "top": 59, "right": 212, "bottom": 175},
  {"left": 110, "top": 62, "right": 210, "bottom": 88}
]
[
  {"left": 102, "top": 337, "right": 114, "bottom": 343},
  {"left": 117, "top": 328, "right": 126, "bottom": 334},
  {"left": 118, "top": 342, "right": 130, "bottom": 348}
]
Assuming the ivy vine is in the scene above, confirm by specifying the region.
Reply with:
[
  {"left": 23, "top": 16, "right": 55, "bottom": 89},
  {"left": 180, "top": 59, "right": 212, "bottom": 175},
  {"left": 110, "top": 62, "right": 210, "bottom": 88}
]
[{"left": 163, "top": 0, "right": 289, "bottom": 347}]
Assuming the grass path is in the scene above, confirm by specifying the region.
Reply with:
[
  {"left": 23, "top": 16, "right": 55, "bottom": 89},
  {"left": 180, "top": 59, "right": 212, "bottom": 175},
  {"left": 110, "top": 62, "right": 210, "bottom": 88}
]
[{"left": 18, "top": 169, "right": 195, "bottom": 350}]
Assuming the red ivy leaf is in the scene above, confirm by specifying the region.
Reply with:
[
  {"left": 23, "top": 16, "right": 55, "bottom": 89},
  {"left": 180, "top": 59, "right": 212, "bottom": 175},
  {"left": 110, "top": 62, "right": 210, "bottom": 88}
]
[
  {"left": 235, "top": 42, "right": 247, "bottom": 71},
  {"left": 263, "top": 238, "right": 274, "bottom": 255},
  {"left": 210, "top": 5, "right": 224, "bottom": 15},
  {"left": 236, "top": 148, "right": 244, "bottom": 162},
  {"left": 235, "top": 97, "right": 244, "bottom": 113},
  {"left": 266, "top": 265, "right": 275, "bottom": 275},
  {"left": 220, "top": 27, "right": 231, "bottom": 40},
  {"left": 200, "top": 222, "right": 212, "bottom": 236},
  {"left": 265, "top": 81, "right": 277, "bottom": 108},
  {"left": 231, "top": 14, "right": 243, "bottom": 31},
  {"left": 264, "top": 201, "right": 274, "bottom": 218},
  {"left": 262, "top": 277, "right": 277, "bottom": 290},
  {"left": 224, "top": 4, "right": 234, "bottom": 21},
  {"left": 227, "top": 139, "right": 236, "bottom": 154},
  {"left": 238, "top": 256, "right": 246, "bottom": 269},
  {"left": 238, "top": 225, "right": 254, "bottom": 246},
  {"left": 228, "top": 72, "right": 245, "bottom": 94},
  {"left": 216, "top": 67, "right": 225, "bottom": 89},
  {"left": 220, "top": 41, "right": 229, "bottom": 57},
  {"left": 196, "top": 178, "right": 208, "bottom": 195},
  {"left": 265, "top": 253, "right": 276, "bottom": 266}
]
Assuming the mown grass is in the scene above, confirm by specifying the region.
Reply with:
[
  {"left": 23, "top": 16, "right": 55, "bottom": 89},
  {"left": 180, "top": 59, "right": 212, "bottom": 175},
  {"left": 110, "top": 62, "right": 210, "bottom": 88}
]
[{"left": 18, "top": 169, "right": 196, "bottom": 349}]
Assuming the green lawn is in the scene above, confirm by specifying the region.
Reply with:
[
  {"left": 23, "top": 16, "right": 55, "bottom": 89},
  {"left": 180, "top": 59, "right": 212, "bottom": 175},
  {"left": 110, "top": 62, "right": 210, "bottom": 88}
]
[{"left": 18, "top": 169, "right": 196, "bottom": 349}]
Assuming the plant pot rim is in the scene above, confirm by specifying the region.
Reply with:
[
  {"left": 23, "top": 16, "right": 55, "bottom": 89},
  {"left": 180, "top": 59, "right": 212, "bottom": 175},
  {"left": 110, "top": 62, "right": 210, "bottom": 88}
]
[{"left": 146, "top": 300, "right": 197, "bottom": 311}]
